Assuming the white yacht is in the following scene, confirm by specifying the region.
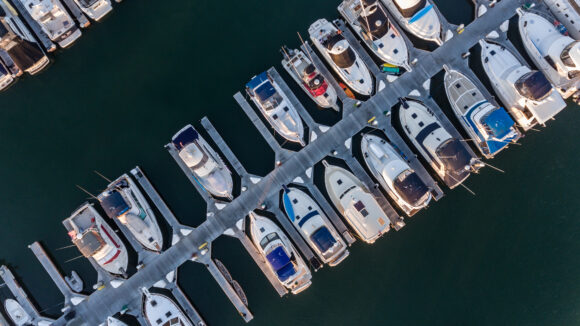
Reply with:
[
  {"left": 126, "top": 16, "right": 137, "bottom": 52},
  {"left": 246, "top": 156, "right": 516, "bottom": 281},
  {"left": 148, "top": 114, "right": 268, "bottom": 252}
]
[
  {"left": 382, "top": 0, "right": 443, "bottom": 45},
  {"left": 73, "top": 0, "right": 112, "bottom": 22},
  {"left": 20, "top": 0, "right": 82, "bottom": 48},
  {"left": 172, "top": 124, "right": 234, "bottom": 199},
  {"left": 63, "top": 203, "right": 129, "bottom": 277},
  {"left": 544, "top": 0, "right": 580, "bottom": 40},
  {"left": 309, "top": 18, "right": 373, "bottom": 96},
  {"left": 142, "top": 288, "right": 193, "bottom": 326},
  {"left": 281, "top": 186, "right": 349, "bottom": 267},
  {"left": 249, "top": 212, "right": 312, "bottom": 294},
  {"left": 281, "top": 47, "right": 339, "bottom": 110},
  {"left": 360, "top": 134, "right": 431, "bottom": 216},
  {"left": 338, "top": 0, "right": 410, "bottom": 69},
  {"left": 4, "top": 299, "right": 30, "bottom": 326},
  {"left": 398, "top": 98, "right": 476, "bottom": 189},
  {"left": 323, "top": 161, "right": 390, "bottom": 243},
  {"left": 246, "top": 71, "right": 305, "bottom": 145},
  {"left": 0, "top": 61, "right": 14, "bottom": 91},
  {"left": 98, "top": 174, "right": 164, "bottom": 252},
  {"left": 479, "top": 40, "right": 566, "bottom": 131},
  {"left": 443, "top": 68, "right": 521, "bottom": 158}
]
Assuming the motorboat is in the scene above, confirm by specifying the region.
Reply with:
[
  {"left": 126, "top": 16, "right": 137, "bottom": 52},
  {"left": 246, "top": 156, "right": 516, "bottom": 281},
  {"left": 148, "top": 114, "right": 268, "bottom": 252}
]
[
  {"left": 98, "top": 174, "right": 164, "bottom": 252},
  {"left": 249, "top": 212, "right": 312, "bottom": 294},
  {"left": 479, "top": 40, "right": 566, "bottom": 130},
  {"left": 281, "top": 186, "right": 349, "bottom": 267},
  {"left": 281, "top": 46, "right": 339, "bottom": 110},
  {"left": 338, "top": 0, "right": 410, "bottom": 69},
  {"left": 73, "top": 0, "right": 112, "bottom": 22},
  {"left": 544, "top": 0, "right": 580, "bottom": 40},
  {"left": 382, "top": 0, "right": 443, "bottom": 44},
  {"left": 20, "top": 0, "right": 82, "bottom": 48},
  {"left": 443, "top": 68, "right": 521, "bottom": 158},
  {"left": 398, "top": 98, "right": 477, "bottom": 188},
  {"left": 4, "top": 299, "right": 30, "bottom": 326},
  {"left": 0, "top": 61, "right": 14, "bottom": 91},
  {"left": 142, "top": 288, "right": 192, "bottom": 326},
  {"left": 323, "top": 161, "right": 390, "bottom": 243},
  {"left": 246, "top": 71, "right": 305, "bottom": 145},
  {"left": 63, "top": 203, "right": 129, "bottom": 277},
  {"left": 309, "top": 18, "right": 373, "bottom": 96},
  {"left": 171, "top": 124, "right": 234, "bottom": 199},
  {"left": 360, "top": 134, "right": 431, "bottom": 215}
]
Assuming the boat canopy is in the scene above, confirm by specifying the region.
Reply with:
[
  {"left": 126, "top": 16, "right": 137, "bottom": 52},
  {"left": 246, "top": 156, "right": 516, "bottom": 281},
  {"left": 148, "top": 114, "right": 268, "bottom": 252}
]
[
  {"left": 358, "top": 6, "right": 390, "bottom": 39},
  {"left": 74, "top": 230, "right": 105, "bottom": 257},
  {"left": 266, "top": 246, "right": 296, "bottom": 281},
  {"left": 329, "top": 45, "right": 356, "bottom": 68},
  {"left": 172, "top": 125, "right": 199, "bottom": 150},
  {"left": 309, "top": 227, "right": 337, "bottom": 253},
  {"left": 436, "top": 138, "right": 471, "bottom": 172},
  {"left": 254, "top": 81, "right": 277, "bottom": 102},
  {"left": 100, "top": 191, "right": 130, "bottom": 219},
  {"left": 393, "top": 171, "right": 429, "bottom": 206},
  {"left": 483, "top": 108, "right": 515, "bottom": 139},
  {"left": 514, "top": 71, "right": 552, "bottom": 101},
  {"left": 246, "top": 71, "right": 269, "bottom": 91},
  {"left": 394, "top": 0, "right": 427, "bottom": 18}
]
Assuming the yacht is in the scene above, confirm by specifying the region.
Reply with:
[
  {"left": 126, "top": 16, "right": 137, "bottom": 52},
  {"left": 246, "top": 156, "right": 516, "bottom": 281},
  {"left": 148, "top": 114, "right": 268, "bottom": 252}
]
[
  {"left": 73, "top": 0, "right": 112, "bottom": 22},
  {"left": 479, "top": 40, "right": 566, "bottom": 131},
  {"left": 360, "top": 134, "right": 431, "bottom": 216},
  {"left": 171, "top": 124, "right": 234, "bottom": 199},
  {"left": 0, "top": 61, "right": 14, "bottom": 91},
  {"left": 20, "top": 0, "right": 82, "bottom": 48},
  {"left": 63, "top": 203, "right": 129, "bottom": 277},
  {"left": 398, "top": 98, "right": 476, "bottom": 189},
  {"left": 323, "top": 161, "right": 390, "bottom": 243},
  {"left": 4, "top": 299, "right": 30, "bottom": 326},
  {"left": 281, "top": 46, "right": 339, "bottom": 110},
  {"left": 544, "top": 0, "right": 580, "bottom": 40},
  {"left": 338, "top": 0, "right": 410, "bottom": 69},
  {"left": 98, "top": 174, "right": 164, "bottom": 252},
  {"left": 309, "top": 18, "right": 373, "bottom": 96},
  {"left": 246, "top": 71, "right": 305, "bottom": 145},
  {"left": 443, "top": 68, "right": 521, "bottom": 158},
  {"left": 142, "top": 288, "right": 192, "bottom": 326},
  {"left": 249, "top": 212, "right": 312, "bottom": 294},
  {"left": 281, "top": 186, "right": 349, "bottom": 267},
  {"left": 382, "top": 0, "right": 443, "bottom": 45},
  {"left": 0, "top": 4, "right": 49, "bottom": 75}
]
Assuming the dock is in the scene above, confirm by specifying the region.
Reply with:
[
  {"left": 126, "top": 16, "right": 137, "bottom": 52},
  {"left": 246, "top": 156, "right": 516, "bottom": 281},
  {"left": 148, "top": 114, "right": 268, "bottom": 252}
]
[{"left": 60, "top": 0, "right": 91, "bottom": 28}]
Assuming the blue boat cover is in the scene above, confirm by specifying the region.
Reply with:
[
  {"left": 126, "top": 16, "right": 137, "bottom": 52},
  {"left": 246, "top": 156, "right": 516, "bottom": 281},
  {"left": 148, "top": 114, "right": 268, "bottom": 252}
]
[
  {"left": 266, "top": 247, "right": 296, "bottom": 281},
  {"left": 409, "top": 4, "right": 433, "bottom": 24},
  {"left": 100, "top": 191, "right": 130, "bottom": 219},
  {"left": 276, "top": 262, "right": 296, "bottom": 282},
  {"left": 310, "top": 227, "right": 336, "bottom": 253},
  {"left": 484, "top": 108, "right": 515, "bottom": 139},
  {"left": 254, "top": 81, "right": 276, "bottom": 102},
  {"left": 172, "top": 125, "right": 199, "bottom": 150},
  {"left": 282, "top": 191, "right": 295, "bottom": 222},
  {"left": 245, "top": 71, "right": 269, "bottom": 91}
]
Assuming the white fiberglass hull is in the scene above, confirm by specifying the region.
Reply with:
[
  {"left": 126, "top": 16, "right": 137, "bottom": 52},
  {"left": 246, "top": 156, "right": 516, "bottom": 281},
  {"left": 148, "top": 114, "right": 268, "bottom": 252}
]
[
  {"left": 383, "top": 0, "right": 443, "bottom": 44},
  {"left": 544, "top": 0, "right": 580, "bottom": 40},
  {"left": 143, "top": 290, "right": 193, "bottom": 326},
  {"left": 4, "top": 299, "right": 31, "bottom": 326}
]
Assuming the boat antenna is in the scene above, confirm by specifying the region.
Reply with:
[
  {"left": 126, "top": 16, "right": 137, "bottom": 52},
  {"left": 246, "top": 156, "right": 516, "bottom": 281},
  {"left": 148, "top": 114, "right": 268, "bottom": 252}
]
[
  {"left": 297, "top": 32, "right": 316, "bottom": 64},
  {"left": 55, "top": 244, "right": 77, "bottom": 251},
  {"left": 93, "top": 170, "right": 112, "bottom": 183},
  {"left": 358, "top": 0, "right": 374, "bottom": 42},
  {"left": 480, "top": 161, "right": 505, "bottom": 173},
  {"left": 65, "top": 255, "right": 86, "bottom": 263},
  {"left": 75, "top": 185, "right": 99, "bottom": 200},
  {"left": 447, "top": 173, "right": 476, "bottom": 196},
  {"left": 281, "top": 46, "right": 303, "bottom": 78}
]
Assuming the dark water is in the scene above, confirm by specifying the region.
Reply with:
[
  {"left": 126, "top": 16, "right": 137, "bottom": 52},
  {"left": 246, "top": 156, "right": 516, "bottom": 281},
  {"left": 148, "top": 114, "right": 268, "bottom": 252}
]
[{"left": 0, "top": 0, "right": 579, "bottom": 325}]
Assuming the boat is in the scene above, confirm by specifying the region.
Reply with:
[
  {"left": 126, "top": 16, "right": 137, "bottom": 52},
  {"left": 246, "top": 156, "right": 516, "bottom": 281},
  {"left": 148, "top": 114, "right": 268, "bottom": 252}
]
[
  {"left": 281, "top": 186, "right": 349, "bottom": 266},
  {"left": 382, "top": 0, "right": 443, "bottom": 45},
  {"left": 65, "top": 270, "right": 83, "bottom": 293},
  {"left": 308, "top": 18, "right": 374, "bottom": 96},
  {"left": 517, "top": 9, "right": 580, "bottom": 99},
  {"left": 0, "top": 3, "right": 49, "bottom": 75},
  {"left": 107, "top": 316, "right": 128, "bottom": 326},
  {"left": 171, "top": 124, "right": 234, "bottom": 199},
  {"left": 72, "top": 0, "right": 112, "bottom": 22},
  {"left": 20, "top": 0, "right": 82, "bottom": 48},
  {"left": 142, "top": 288, "right": 193, "bottom": 326},
  {"left": 544, "top": 0, "right": 580, "bottom": 40},
  {"left": 281, "top": 46, "right": 339, "bottom": 110},
  {"left": 479, "top": 40, "right": 566, "bottom": 131},
  {"left": 63, "top": 203, "right": 129, "bottom": 277},
  {"left": 323, "top": 161, "right": 390, "bottom": 243},
  {"left": 0, "top": 61, "right": 14, "bottom": 91},
  {"left": 398, "top": 98, "right": 477, "bottom": 189},
  {"left": 360, "top": 134, "right": 431, "bottom": 215},
  {"left": 338, "top": 0, "right": 410, "bottom": 69},
  {"left": 248, "top": 212, "right": 312, "bottom": 294},
  {"left": 245, "top": 71, "right": 305, "bottom": 145},
  {"left": 443, "top": 68, "right": 521, "bottom": 158},
  {"left": 4, "top": 299, "right": 31, "bottom": 326},
  {"left": 98, "top": 174, "right": 164, "bottom": 252}
]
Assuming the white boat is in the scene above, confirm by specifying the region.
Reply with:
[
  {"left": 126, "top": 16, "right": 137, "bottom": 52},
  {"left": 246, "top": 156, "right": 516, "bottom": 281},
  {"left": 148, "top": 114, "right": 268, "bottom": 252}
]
[
  {"left": 382, "top": 0, "right": 443, "bottom": 45},
  {"left": 479, "top": 40, "right": 566, "bottom": 131},
  {"left": 63, "top": 203, "right": 129, "bottom": 277},
  {"left": 246, "top": 71, "right": 305, "bottom": 145},
  {"left": 338, "top": 0, "right": 410, "bottom": 69},
  {"left": 73, "top": 0, "right": 112, "bottom": 22},
  {"left": 323, "top": 161, "right": 390, "bottom": 243},
  {"left": 171, "top": 124, "right": 234, "bottom": 199},
  {"left": 107, "top": 316, "right": 128, "bottom": 326},
  {"left": 0, "top": 61, "right": 14, "bottom": 91},
  {"left": 309, "top": 18, "right": 374, "bottom": 96},
  {"left": 544, "top": 0, "right": 580, "bottom": 40},
  {"left": 98, "top": 174, "right": 164, "bottom": 252},
  {"left": 443, "top": 68, "right": 521, "bottom": 158},
  {"left": 398, "top": 98, "right": 476, "bottom": 189},
  {"left": 20, "top": 0, "right": 82, "bottom": 48},
  {"left": 142, "top": 288, "right": 193, "bottom": 326},
  {"left": 248, "top": 212, "right": 312, "bottom": 294},
  {"left": 360, "top": 134, "right": 431, "bottom": 215},
  {"left": 4, "top": 299, "right": 30, "bottom": 326},
  {"left": 281, "top": 47, "right": 339, "bottom": 110},
  {"left": 281, "top": 186, "right": 349, "bottom": 266}
]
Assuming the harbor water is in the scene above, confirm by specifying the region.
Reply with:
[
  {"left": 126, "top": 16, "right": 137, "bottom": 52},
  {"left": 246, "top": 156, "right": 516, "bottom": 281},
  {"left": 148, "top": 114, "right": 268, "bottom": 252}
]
[{"left": 0, "top": 0, "right": 579, "bottom": 325}]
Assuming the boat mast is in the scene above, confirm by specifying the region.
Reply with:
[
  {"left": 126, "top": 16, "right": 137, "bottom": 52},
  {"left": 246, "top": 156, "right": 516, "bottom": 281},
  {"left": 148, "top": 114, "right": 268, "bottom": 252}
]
[
  {"left": 297, "top": 32, "right": 317, "bottom": 65},
  {"left": 358, "top": 0, "right": 374, "bottom": 42},
  {"left": 281, "top": 46, "right": 303, "bottom": 78}
]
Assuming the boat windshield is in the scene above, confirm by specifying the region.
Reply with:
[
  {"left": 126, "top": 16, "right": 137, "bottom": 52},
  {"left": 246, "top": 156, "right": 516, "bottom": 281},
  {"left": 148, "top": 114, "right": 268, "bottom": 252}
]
[
  {"left": 74, "top": 230, "right": 105, "bottom": 257},
  {"left": 394, "top": 0, "right": 427, "bottom": 18},
  {"left": 393, "top": 170, "right": 429, "bottom": 206},
  {"left": 357, "top": 5, "right": 390, "bottom": 39},
  {"left": 324, "top": 34, "right": 357, "bottom": 68},
  {"left": 309, "top": 227, "right": 337, "bottom": 253},
  {"left": 162, "top": 317, "right": 185, "bottom": 326},
  {"left": 560, "top": 41, "right": 578, "bottom": 68},
  {"left": 78, "top": 0, "right": 99, "bottom": 7},
  {"left": 259, "top": 232, "right": 280, "bottom": 249},
  {"left": 514, "top": 71, "right": 552, "bottom": 101},
  {"left": 435, "top": 138, "right": 471, "bottom": 172}
]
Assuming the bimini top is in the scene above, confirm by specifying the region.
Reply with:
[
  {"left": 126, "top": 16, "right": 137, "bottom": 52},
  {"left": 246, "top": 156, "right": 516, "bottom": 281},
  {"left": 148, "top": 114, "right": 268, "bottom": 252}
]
[
  {"left": 266, "top": 246, "right": 295, "bottom": 281},
  {"left": 74, "top": 229, "right": 105, "bottom": 257},
  {"left": 484, "top": 108, "right": 515, "bottom": 139},
  {"left": 514, "top": 71, "right": 552, "bottom": 101},
  {"left": 310, "top": 227, "right": 336, "bottom": 253},
  {"left": 99, "top": 190, "right": 130, "bottom": 219},
  {"left": 394, "top": 171, "right": 429, "bottom": 206},
  {"left": 358, "top": 5, "right": 390, "bottom": 39},
  {"left": 323, "top": 34, "right": 356, "bottom": 68},
  {"left": 246, "top": 71, "right": 269, "bottom": 91},
  {"left": 436, "top": 138, "right": 471, "bottom": 172},
  {"left": 171, "top": 125, "right": 199, "bottom": 151}
]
